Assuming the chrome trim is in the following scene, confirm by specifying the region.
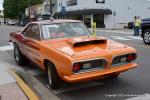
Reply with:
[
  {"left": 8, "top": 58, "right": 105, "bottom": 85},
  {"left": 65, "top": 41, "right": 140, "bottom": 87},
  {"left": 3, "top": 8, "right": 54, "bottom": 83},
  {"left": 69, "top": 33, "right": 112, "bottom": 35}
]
[
  {"left": 111, "top": 62, "right": 128, "bottom": 67},
  {"left": 112, "top": 53, "right": 135, "bottom": 62},
  {"left": 72, "top": 57, "right": 108, "bottom": 74},
  {"left": 73, "top": 68, "right": 104, "bottom": 75},
  {"left": 74, "top": 62, "right": 135, "bottom": 75},
  {"left": 111, "top": 61, "right": 135, "bottom": 67},
  {"left": 38, "top": 24, "right": 42, "bottom": 40},
  {"left": 72, "top": 57, "right": 108, "bottom": 64},
  {"left": 20, "top": 23, "right": 30, "bottom": 34}
]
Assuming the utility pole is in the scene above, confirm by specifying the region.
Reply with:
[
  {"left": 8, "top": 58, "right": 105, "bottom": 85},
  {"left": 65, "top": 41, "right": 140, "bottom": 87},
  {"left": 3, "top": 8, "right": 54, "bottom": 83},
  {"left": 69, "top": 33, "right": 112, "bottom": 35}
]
[
  {"left": 28, "top": 0, "right": 31, "bottom": 22},
  {"left": 49, "top": 0, "right": 53, "bottom": 15}
]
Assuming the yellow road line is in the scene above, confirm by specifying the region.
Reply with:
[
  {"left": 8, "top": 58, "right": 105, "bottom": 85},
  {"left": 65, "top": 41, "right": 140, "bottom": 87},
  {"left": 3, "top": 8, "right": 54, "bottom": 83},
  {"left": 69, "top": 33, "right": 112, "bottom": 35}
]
[{"left": 8, "top": 69, "right": 40, "bottom": 100}]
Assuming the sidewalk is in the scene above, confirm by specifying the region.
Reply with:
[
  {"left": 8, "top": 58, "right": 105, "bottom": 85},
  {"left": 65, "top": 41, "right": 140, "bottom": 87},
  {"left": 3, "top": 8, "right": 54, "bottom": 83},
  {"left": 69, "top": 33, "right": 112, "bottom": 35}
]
[
  {"left": 0, "top": 83, "right": 27, "bottom": 100},
  {"left": 96, "top": 28, "right": 134, "bottom": 34},
  {"left": 0, "top": 50, "right": 27, "bottom": 100}
]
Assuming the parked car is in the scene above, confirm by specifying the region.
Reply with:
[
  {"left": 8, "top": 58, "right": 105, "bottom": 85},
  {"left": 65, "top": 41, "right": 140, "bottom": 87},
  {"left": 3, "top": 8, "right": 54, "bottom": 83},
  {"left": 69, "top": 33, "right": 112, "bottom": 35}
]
[
  {"left": 128, "top": 22, "right": 133, "bottom": 29},
  {"left": 18, "top": 17, "right": 29, "bottom": 26},
  {"left": 10, "top": 20, "right": 138, "bottom": 89},
  {"left": 141, "top": 18, "right": 150, "bottom": 45},
  {"left": 36, "top": 13, "right": 51, "bottom": 21},
  {"left": 7, "top": 20, "right": 16, "bottom": 25}
]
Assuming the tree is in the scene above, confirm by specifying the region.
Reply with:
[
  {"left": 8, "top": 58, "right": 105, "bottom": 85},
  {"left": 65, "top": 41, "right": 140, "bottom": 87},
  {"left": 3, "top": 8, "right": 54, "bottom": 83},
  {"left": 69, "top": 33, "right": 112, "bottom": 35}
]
[{"left": 3, "top": 0, "right": 43, "bottom": 19}]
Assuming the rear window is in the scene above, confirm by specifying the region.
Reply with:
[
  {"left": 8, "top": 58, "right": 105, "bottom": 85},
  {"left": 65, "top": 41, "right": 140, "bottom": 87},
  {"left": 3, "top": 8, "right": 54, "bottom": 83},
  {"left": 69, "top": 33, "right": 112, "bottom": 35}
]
[{"left": 41, "top": 22, "right": 90, "bottom": 39}]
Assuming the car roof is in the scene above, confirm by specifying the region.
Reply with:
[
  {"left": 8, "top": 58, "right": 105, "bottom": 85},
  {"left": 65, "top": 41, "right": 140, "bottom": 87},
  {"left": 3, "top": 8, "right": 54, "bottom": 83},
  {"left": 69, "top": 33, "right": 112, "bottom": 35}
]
[{"left": 30, "top": 19, "right": 82, "bottom": 24}]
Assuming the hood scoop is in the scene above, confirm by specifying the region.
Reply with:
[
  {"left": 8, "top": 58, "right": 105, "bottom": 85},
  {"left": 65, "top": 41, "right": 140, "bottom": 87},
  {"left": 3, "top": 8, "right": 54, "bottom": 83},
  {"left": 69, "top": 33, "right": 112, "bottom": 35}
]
[{"left": 67, "top": 36, "right": 107, "bottom": 47}]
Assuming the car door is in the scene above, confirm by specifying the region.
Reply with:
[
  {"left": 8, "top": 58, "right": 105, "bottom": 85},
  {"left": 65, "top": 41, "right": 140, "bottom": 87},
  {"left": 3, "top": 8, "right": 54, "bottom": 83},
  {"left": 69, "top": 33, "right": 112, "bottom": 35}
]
[
  {"left": 22, "top": 24, "right": 42, "bottom": 65},
  {"left": 19, "top": 24, "right": 32, "bottom": 56}
]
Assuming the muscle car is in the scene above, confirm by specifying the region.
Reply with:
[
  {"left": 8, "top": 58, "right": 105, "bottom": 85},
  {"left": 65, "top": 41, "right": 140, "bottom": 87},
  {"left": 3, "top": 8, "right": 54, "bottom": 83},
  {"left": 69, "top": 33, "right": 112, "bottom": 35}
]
[{"left": 10, "top": 20, "right": 138, "bottom": 89}]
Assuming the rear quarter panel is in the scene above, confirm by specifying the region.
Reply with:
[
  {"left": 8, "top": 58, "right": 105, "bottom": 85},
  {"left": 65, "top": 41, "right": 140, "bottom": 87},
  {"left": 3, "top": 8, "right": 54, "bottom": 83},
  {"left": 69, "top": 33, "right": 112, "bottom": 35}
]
[{"left": 39, "top": 44, "right": 73, "bottom": 78}]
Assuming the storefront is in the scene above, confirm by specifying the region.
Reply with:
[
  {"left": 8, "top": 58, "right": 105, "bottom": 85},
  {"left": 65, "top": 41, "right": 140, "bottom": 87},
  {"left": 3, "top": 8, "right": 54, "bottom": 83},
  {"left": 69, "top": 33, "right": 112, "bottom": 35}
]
[
  {"left": 55, "top": 0, "right": 150, "bottom": 29},
  {"left": 54, "top": 9, "right": 112, "bottom": 28}
]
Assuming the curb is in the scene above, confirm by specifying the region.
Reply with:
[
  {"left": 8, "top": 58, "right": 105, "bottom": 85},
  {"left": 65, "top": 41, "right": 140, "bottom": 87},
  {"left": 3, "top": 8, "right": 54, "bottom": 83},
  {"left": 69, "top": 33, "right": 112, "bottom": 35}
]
[
  {"left": 8, "top": 69, "right": 39, "bottom": 100},
  {"left": 8, "top": 69, "right": 60, "bottom": 100}
]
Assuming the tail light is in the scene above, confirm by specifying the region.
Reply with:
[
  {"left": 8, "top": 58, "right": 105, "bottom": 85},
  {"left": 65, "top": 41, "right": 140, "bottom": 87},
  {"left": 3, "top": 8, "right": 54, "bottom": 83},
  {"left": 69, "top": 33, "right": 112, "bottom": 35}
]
[
  {"left": 112, "top": 53, "right": 137, "bottom": 66},
  {"left": 72, "top": 59, "right": 106, "bottom": 73},
  {"left": 72, "top": 63, "right": 81, "bottom": 73},
  {"left": 127, "top": 53, "right": 137, "bottom": 62}
]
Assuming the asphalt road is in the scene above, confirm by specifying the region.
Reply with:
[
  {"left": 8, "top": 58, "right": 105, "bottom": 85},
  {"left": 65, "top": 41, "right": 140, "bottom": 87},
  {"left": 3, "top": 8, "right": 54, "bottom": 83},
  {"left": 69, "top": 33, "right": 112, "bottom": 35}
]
[
  {"left": 0, "top": 25, "right": 150, "bottom": 100},
  {"left": 0, "top": 25, "right": 22, "bottom": 46}
]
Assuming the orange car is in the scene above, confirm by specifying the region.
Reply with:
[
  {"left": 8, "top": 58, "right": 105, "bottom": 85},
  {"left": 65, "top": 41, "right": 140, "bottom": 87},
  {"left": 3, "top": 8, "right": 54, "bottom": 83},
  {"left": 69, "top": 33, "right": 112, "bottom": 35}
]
[{"left": 10, "top": 20, "right": 137, "bottom": 89}]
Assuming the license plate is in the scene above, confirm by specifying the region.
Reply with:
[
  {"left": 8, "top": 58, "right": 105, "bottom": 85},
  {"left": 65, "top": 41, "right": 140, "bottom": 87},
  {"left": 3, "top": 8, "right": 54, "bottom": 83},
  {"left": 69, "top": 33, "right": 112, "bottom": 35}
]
[
  {"left": 83, "top": 63, "right": 91, "bottom": 69},
  {"left": 120, "top": 57, "right": 127, "bottom": 62}
]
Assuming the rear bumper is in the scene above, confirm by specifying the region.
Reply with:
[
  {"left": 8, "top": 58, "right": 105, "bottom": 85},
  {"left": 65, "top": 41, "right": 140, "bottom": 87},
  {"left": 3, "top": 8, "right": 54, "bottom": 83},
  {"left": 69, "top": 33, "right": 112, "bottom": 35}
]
[{"left": 63, "top": 63, "right": 137, "bottom": 83}]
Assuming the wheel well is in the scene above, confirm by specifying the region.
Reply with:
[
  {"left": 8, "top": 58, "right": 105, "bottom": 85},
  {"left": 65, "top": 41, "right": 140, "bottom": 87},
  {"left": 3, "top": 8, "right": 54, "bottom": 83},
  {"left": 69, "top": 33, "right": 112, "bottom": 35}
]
[
  {"left": 142, "top": 26, "right": 150, "bottom": 37},
  {"left": 44, "top": 59, "right": 56, "bottom": 72},
  {"left": 142, "top": 26, "right": 150, "bottom": 33}
]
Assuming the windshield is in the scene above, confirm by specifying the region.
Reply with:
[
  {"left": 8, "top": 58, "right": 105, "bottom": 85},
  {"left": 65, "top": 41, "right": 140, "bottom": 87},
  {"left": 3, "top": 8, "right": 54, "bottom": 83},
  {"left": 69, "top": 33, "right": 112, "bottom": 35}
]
[{"left": 41, "top": 22, "right": 90, "bottom": 39}]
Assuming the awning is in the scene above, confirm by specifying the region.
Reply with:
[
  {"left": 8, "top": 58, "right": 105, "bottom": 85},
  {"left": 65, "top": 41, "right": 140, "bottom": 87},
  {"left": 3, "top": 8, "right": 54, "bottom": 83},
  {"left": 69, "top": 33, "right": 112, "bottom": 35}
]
[{"left": 54, "top": 9, "right": 112, "bottom": 16}]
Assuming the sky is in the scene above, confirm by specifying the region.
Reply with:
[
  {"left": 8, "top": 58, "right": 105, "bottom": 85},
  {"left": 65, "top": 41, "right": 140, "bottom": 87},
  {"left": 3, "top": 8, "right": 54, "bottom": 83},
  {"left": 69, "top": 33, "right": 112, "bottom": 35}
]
[{"left": 0, "top": 0, "right": 3, "bottom": 10}]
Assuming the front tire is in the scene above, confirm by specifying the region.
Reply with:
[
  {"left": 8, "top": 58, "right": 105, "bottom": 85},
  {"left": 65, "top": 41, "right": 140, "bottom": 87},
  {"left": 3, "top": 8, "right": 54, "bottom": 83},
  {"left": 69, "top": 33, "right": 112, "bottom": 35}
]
[
  {"left": 143, "top": 29, "right": 150, "bottom": 45},
  {"left": 14, "top": 43, "right": 27, "bottom": 66},
  {"left": 46, "top": 62, "right": 60, "bottom": 89}
]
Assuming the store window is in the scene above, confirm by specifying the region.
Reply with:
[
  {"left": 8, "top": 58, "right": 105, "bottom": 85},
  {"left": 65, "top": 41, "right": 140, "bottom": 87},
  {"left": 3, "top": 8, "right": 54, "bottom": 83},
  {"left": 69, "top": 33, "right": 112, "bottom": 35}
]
[
  {"left": 67, "top": 0, "right": 77, "bottom": 6},
  {"left": 94, "top": 14, "right": 105, "bottom": 28}
]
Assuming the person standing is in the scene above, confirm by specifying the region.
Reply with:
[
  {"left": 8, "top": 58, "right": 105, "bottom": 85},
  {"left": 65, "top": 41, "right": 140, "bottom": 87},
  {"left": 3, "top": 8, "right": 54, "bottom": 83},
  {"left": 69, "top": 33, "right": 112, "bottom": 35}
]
[
  {"left": 133, "top": 16, "right": 141, "bottom": 36},
  {"left": 137, "top": 16, "right": 142, "bottom": 35},
  {"left": 133, "top": 16, "right": 137, "bottom": 36}
]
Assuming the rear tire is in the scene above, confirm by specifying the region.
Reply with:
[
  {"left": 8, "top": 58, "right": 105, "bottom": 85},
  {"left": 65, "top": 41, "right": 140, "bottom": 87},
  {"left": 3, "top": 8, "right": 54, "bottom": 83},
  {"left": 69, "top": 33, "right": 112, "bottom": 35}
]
[
  {"left": 143, "top": 29, "right": 150, "bottom": 45},
  {"left": 14, "top": 43, "right": 27, "bottom": 66},
  {"left": 46, "top": 62, "right": 60, "bottom": 89}
]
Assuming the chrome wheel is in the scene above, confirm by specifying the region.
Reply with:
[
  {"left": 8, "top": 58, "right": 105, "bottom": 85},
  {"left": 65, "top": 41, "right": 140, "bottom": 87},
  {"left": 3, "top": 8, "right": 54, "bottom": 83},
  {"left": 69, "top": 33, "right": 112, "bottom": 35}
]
[
  {"left": 14, "top": 47, "right": 19, "bottom": 62},
  {"left": 144, "top": 32, "right": 150, "bottom": 43},
  {"left": 46, "top": 62, "right": 60, "bottom": 89},
  {"left": 48, "top": 67, "right": 52, "bottom": 85},
  {"left": 14, "top": 44, "right": 27, "bottom": 66}
]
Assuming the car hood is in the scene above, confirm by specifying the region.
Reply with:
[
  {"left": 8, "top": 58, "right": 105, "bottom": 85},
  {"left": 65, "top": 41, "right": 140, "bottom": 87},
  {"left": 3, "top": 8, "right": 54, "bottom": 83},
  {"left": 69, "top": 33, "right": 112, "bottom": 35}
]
[{"left": 42, "top": 36, "right": 130, "bottom": 58}]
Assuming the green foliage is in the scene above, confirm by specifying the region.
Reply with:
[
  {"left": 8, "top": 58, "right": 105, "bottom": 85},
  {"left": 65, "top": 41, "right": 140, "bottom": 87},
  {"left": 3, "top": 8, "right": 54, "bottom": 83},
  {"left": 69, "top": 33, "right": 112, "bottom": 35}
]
[{"left": 3, "top": 0, "right": 43, "bottom": 19}]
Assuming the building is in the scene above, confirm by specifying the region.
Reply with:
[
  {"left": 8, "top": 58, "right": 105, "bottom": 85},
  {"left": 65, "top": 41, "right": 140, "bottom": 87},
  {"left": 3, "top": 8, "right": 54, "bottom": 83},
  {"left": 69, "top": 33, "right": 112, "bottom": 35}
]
[
  {"left": 25, "top": 0, "right": 52, "bottom": 19},
  {"left": 54, "top": 0, "right": 150, "bottom": 29},
  {"left": 25, "top": 4, "right": 43, "bottom": 18},
  {"left": 0, "top": 10, "right": 3, "bottom": 16}
]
